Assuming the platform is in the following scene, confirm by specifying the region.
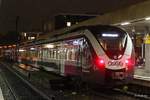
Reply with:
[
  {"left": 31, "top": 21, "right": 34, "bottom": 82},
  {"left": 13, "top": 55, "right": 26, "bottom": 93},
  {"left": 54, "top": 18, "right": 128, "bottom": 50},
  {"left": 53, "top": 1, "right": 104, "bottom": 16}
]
[
  {"left": 0, "top": 87, "right": 4, "bottom": 100},
  {"left": 131, "top": 66, "right": 150, "bottom": 86},
  {"left": 132, "top": 74, "right": 150, "bottom": 88}
]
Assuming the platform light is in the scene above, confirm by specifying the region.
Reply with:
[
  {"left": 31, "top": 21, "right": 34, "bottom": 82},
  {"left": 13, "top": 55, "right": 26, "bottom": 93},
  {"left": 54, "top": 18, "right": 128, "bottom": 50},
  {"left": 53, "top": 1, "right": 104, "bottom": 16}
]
[
  {"left": 24, "top": 33, "right": 27, "bottom": 37},
  {"left": 31, "top": 37, "right": 35, "bottom": 40},
  {"left": 145, "top": 17, "right": 150, "bottom": 20},
  {"left": 19, "top": 49, "right": 25, "bottom": 52},
  {"left": 8, "top": 45, "right": 12, "bottom": 48},
  {"left": 28, "top": 36, "right": 35, "bottom": 40},
  {"left": 45, "top": 44, "right": 54, "bottom": 48},
  {"left": 28, "top": 37, "right": 31, "bottom": 40},
  {"left": 3, "top": 46, "right": 7, "bottom": 48},
  {"left": 121, "top": 22, "right": 131, "bottom": 26},
  {"left": 67, "top": 22, "right": 71, "bottom": 27},
  {"left": 136, "top": 32, "right": 141, "bottom": 35},
  {"left": 102, "top": 33, "right": 119, "bottom": 37},
  {"left": 30, "top": 47, "right": 36, "bottom": 50},
  {"left": 13, "top": 45, "right": 16, "bottom": 47}
]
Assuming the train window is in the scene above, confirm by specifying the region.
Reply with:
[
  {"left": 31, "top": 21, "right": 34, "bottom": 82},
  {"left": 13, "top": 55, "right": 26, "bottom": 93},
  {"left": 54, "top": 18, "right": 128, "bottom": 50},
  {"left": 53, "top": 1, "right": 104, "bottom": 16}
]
[
  {"left": 54, "top": 50, "right": 57, "bottom": 59},
  {"left": 64, "top": 38, "right": 83, "bottom": 62},
  {"left": 29, "top": 47, "right": 38, "bottom": 59},
  {"left": 38, "top": 50, "right": 42, "bottom": 60},
  {"left": 97, "top": 31, "right": 127, "bottom": 59},
  {"left": 41, "top": 42, "right": 63, "bottom": 60},
  {"left": 18, "top": 48, "right": 27, "bottom": 59},
  {"left": 63, "top": 48, "right": 67, "bottom": 60},
  {"left": 42, "top": 49, "right": 48, "bottom": 60},
  {"left": 47, "top": 49, "right": 50, "bottom": 59},
  {"left": 50, "top": 49, "right": 53, "bottom": 58},
  {"left": 49, "top": 49, "right": 52, "bottom": 58}
]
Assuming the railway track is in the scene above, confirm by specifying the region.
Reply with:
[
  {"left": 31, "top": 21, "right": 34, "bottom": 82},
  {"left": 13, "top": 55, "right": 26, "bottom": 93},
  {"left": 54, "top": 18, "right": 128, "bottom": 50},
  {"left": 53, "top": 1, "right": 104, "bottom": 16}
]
[
  {"left": 0, "top": 69, "right": 17, "bottom": 100},
  {"left": 1, "top": 61, "right": 150, "bottom": 100},
  {"left": 91, "top": 83, "right": 150, "bottom": 100},
  {"left": 0, "top": 73, "right": 18, "bottom": 100},
  {"left": 114, "top": 84, "right": 150, "bottom": 100},
  {"left": 0, "top": 62, "right": 49, "bottom": 100}
]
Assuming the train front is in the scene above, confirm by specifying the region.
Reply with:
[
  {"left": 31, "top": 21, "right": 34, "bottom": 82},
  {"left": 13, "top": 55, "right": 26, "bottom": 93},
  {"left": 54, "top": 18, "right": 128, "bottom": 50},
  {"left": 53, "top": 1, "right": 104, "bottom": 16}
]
[{"left": 90, "top": 26, "right": 135, "bottom": 86}]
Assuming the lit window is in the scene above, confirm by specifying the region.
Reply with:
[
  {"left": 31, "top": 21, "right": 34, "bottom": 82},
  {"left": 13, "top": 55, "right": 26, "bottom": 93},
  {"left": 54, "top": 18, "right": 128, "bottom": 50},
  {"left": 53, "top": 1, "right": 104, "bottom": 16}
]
[{"left": 67, "top": 22, "right": 71, "bottom": 27}]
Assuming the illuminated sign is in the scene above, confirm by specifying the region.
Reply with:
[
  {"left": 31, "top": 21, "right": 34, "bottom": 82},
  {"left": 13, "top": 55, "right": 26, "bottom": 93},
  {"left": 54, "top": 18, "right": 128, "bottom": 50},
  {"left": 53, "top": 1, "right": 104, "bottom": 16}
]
[{"left": 102, "top": 34, "right": 119, "bottom": 37}]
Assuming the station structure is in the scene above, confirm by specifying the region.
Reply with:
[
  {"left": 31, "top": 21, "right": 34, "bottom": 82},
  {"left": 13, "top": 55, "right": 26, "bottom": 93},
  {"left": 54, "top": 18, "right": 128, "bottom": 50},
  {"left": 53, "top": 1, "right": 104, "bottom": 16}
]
[
  {"left": 51, "top": 0, "right": 150, "bottom": 79},
  {"left": 1, "top": 1, "right": 150, "bottom": 99},
  {"left": 20, "top": 0, "right": 150, "bottom": 80},
  {"left": 1, "top": 0, "right": 150, "bottom": 87},
  {"left": 16, "top": 0, "right": 150, "bottom": 80}
]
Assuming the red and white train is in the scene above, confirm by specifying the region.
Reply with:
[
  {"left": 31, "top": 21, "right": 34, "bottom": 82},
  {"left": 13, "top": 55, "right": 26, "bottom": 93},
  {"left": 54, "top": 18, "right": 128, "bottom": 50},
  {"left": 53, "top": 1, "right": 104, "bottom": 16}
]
[{"left": 6, "top": 25, "right": 135, "bottom": 86}]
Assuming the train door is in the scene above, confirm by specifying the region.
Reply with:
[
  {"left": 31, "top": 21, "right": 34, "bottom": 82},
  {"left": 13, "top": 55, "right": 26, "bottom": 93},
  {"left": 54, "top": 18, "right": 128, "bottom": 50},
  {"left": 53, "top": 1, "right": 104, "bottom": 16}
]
[
  {"left": 59, "top": 42, "right": 66, "bottom": 76},
  {"left": 41, "top": 42, "right": 61, "bottom": 73},
  {"left": 63, "top": 38, "right": 83, "bottom": 76},
  {"left": 81, "top": 38, "right": 93, "bottom": 73}
]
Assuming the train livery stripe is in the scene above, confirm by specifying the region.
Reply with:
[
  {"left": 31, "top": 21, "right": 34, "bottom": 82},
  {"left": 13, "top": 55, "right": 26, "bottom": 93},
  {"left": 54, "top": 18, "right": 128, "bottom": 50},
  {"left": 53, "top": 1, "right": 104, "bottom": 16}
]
[{"left": 83, "top": 30, "right": 105, "bottom": 56}]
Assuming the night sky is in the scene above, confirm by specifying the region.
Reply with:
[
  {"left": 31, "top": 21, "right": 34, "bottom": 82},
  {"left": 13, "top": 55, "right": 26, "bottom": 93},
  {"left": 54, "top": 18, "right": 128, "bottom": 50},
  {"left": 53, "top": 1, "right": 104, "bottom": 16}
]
[{"left": 0, "top": 0, "right": 147, "bottom": 44}]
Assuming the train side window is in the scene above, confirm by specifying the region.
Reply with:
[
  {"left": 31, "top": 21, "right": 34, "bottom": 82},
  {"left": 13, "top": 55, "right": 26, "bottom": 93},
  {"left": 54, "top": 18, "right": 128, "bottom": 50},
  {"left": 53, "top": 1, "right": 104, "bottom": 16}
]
[
  {"left": 41, "top": 42, "right": 62, "bottom": 60},
  {"left": 38, "top": 50, "right": 42, "bottom": 60},
  {"left": 53, "top": 50, "right": 56, "bottom": 59},
  {"left": 42, "top": 49, "right": 47, "bottom": 60},
  {"left": 63, "top": 38, "right": 83, "bottom": 63},
  {"left": 19, "top": 48, "right": 27, "bottom": 59},
  {"left": 47, "top": 48, "right": 50, "bottom": 59}
]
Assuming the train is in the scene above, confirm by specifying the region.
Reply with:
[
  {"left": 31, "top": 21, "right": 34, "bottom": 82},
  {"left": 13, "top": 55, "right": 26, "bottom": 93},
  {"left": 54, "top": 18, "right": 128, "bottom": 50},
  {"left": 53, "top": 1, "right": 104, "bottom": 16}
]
[{"left": 3, "top": 25, "right": 135, "bottom": 86}]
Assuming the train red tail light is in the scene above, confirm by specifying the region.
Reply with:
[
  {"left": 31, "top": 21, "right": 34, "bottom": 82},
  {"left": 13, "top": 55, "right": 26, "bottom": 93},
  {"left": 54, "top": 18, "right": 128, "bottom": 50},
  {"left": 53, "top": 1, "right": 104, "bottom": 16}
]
[
  {"left": 125, "top": 59, "right": 129, "bottom": 65},
  {"left": 125, "top": 59, "right": 131, "bottom": 66},
  {"left": 125, "top": 58, "right": 134, "bottom": 70},
  {"left": 95, "top": 57, "right": 105, "bottom": 68}
]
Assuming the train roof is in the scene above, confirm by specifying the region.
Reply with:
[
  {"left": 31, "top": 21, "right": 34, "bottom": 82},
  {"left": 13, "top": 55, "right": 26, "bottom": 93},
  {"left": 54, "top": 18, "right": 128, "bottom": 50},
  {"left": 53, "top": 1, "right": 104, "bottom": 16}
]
[
  {"left": 19, "top": 25, "right": 127, "bottom": 47},
  {"left": 66, "top": 25, "right": 126, "bottom": 33},
  {"left": 64, "top": 25, "right": 127, "bottom": 39}
]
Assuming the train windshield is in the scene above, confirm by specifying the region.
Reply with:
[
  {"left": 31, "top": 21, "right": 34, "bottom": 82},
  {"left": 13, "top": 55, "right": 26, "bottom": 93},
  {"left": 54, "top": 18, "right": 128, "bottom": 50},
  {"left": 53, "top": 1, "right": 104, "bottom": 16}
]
[{"left": 89, "top": 26, "right": 127, "bottom": 59}]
